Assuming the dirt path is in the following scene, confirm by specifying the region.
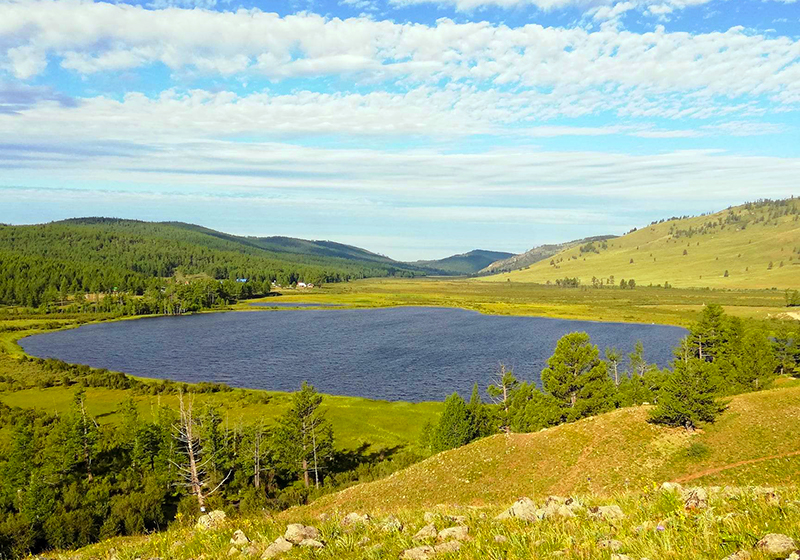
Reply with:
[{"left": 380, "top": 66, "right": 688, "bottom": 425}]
[{"left": 674, "top": 450, "right": 800, "bottom": 483}]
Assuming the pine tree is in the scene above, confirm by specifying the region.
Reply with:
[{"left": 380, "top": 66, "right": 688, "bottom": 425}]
[
  {"left": 649, "top": 356, "right": 725, "bottom": 429},
  {"left": 431, "top": 393, "right": 473, "bottom": 453},
  {"left": 467, "top": 383, "right": 493, "bottom": 439},
  {"left": 541, "top": 332, "right": 616, "bottom": 422},
  {"left": 273, "top": 382, "right": 333, "bottom": 488}
]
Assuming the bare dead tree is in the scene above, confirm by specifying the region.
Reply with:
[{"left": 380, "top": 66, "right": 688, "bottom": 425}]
[
  {"left": 172, "top": 392, "right": 229, "bottom": 509},
  {"left": 487, "top": 363, "right": 519, "bottom": 436}
]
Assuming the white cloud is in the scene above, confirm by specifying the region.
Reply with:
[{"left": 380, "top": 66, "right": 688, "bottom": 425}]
[{"left": 1, "top": 0, "right": 799, "bottom": 114}]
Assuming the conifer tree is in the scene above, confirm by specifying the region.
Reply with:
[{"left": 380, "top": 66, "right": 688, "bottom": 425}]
[
  {"left": 431, "top": 393, "right": 473, "bottom": 453},
  {"left": 649, "top": 355, "right": 725, "bottom": 429},
  {"left": 541, "top": 332, "right": 616, "bottom": 422}
]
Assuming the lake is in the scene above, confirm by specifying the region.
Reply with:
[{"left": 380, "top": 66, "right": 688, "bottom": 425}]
[{"left": 20, "top": 307, "right": 687, "bottom": 402}]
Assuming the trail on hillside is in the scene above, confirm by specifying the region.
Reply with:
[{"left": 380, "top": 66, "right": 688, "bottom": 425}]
[{"left": 674, "top": 450, "right": 800, "bottom": 483}]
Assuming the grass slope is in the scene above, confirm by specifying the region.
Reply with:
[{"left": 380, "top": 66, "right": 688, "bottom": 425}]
[
  {"left": 481, "top": 235, "right": 616, "bottom": 275},
  {"left": 481, "top": 199, "right": 800, "bottom": 289},
  {"left": 305, "top": 381, "right": 800, "bottom": 514},
  {"left": 413, "top": 250, "right": 515, "bottom": 275}
]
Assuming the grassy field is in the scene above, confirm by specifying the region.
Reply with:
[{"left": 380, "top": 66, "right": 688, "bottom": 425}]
[
  {"left": 480, "top": 199, "right": 800, "bottom": 289},
  {"left": 301, "top": 380, "right": 800, "bottom": 514},
  {"left": 250, "top": 278, "right": 794, "bottom": 326}
]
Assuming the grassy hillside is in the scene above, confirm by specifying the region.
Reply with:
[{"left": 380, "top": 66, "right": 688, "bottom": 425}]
[
  {"left": 305, "top": 380, "right": 800, "bottom": 514},
  {"left": 481, "top": 235, "right": 616, "bottom": 275},
  {"left": 54, "top": 382, "right": 800, "bottom": 560},
  {"left": 481, "top": 199, "right": 800, "bottom": 289},
  {"left": 413, "top": 250, "right": 514, "bottom": 275}
]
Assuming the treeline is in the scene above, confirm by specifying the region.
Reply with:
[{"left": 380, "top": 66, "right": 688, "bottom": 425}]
[
  {"left": 423, "top": 304, "right": 800, "bottom": 453},
  {"left": 0, "top": 219, "right": 421, "bottom": 308},
  {"left": 0, "top": 382, "right": 419, "bottom": 558}
]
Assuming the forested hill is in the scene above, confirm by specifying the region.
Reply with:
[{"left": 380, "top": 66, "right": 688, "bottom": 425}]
[
  {"left": 480, "top": 235, "right": 617, "bottom": 275},
  {"left": 481, "top": 198, "right": 800, "bottom": 289},
  {"left": 0, "top": 218, "right": 424, "bottom": 307},
  {"left": 412, "top": 249, "right": 515, "bottom": 275}
]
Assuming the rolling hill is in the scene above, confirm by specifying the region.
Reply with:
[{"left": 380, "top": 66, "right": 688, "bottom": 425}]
[
  {"left": 480, "top": 235, "right": 616, "bottom": 275},
  {"left": 413, "top": 249, "right": 515, "bottom": 275},
  {"left": 480, "top": 199, "right": 800, "bottom": 289}
]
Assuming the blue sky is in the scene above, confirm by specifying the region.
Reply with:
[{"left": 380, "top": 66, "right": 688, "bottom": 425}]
[{"left": 0, "top": 0, "right": 799, "bottom": 259}]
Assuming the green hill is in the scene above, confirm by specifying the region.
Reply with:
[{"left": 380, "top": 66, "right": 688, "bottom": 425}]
[
  {"left": 480, "top": 235, "right": 616, "bottom": 275},
  {"left": 480, "top": 198, "right": 800, "bottom": 289},
  {"left": 0, "top": 218, "right": 426, "bottom": 307},
  {"left": 413, "top": 250, "right": 515, "bottom": 275},
  {"left": 306, "top": 381, "right": 800, "bottom": 514}
]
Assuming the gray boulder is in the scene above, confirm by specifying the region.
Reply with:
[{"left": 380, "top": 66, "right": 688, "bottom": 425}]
[
  {"left": 495, "top": 498, "right": 539, "bottom": 521},
  {"left": 413, "top": 524, "right": 438, "bottom": 540},
  {"left": 196, "top": 510, "right": 227, "bottom": 530},
  {"left": 756, "top": 533, "right": 797, "bottom": 556},
  {"left": 589, "top": 505, "right": 625, "bottom": 520},
  {"left": 230, "top": 530, "right": 250, "bottom": 546},
  {"left": 284, "top": 524, "right": 319, "bottom": 544},
  {"left": 437, "top": 526, "right": 468, "bottom": 542},
  {"left": 261, "top": 537, "right": 293, "bottom": 559},
  {"left": 682, "top": 487, "right": 708, "bottom": 510},
  {"left": 400, "top": 545, "right": 435, "bottom": 560},
  {"left": 434, "top": 541, "right": 462, "bottom": 554},
  {"left": 299, "top": 538, "right": 324, "bottom": 548}
]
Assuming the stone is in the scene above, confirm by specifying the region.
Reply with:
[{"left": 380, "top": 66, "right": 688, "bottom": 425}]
[
  {"left": 434, "top": 541, "right": 462, "bottom": 554},
  {"left": 342, "top": 512, "right": 370, "bottom": 526},
  {"left": 494, "top": 535, "right": 508, "bottom": 543},
  {"left": 598, "top": 539, "right": 624, "bottom": 551},
  {"left": 610, "top": 555, "right": 631, "bottom": 560},
  {"left": 382, "top": 515, "right": 403, "bottom": 532},
  {"left": 660, "top": 482, "right": 683, "bottom": 494},
  {"left": 228, "top": 547, "right": 240, "bottom": 556},
  {"left": 196, "top": 510, "right": 227, "bottom": 530},
  {"left": 284, "top": 524, "right": 319, "bottom": 544},
  {"left": 589, "top": 505, "right": 625, "bottom": 520},
  {"left": 298, "top": 539, "right": 324, "bottom": 549},
  {"left": 423, "top": 512, "right": 436, "bottom": 523},
  {"left": 495, "top": 498, "right": 539, "bottom": 521},
  {"left": 231, "top": 530, "right": 250, "bottom": 546},
  {"left": 755, "top": 534, "right": 797, "bottom": 556},
  {"left": 399, "top": 546, "right": 435, "bottom": 560},
  {"left": 682, "top": 487, "right": 708, "bottom": 510},
  {"left": 261, "top": 537, "right": 293, "bottom": 559},
  {"left": 437, "top": 526, "right": 468, "bottom": 542},
  {"left": 241, "top": 545, "right": 259, "bottom": 558},
  {"left": 413, "top": 524, "right": 438, "bottom": 540},
  {"left": 721, "top": 551, "right": 751, "bottom": 560},
  {"left": 787, "top": 552, "right": 800, "bottom": 560},
  {"left": 447, "top": 515, "right": 467, "bottom": 525}
]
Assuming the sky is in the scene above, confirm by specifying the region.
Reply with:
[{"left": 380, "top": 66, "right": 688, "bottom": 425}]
[{"left": 0, "top": 0, "right": 799, "bottom": 260}]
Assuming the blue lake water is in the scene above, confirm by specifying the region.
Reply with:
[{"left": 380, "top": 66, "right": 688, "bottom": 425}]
[{"left": 20, "top": 307, "right": 686, "bottom": 402}]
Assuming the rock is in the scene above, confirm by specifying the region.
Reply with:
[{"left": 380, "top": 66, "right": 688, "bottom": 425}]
[
  {"left": 231, "top": 530, "right": 250, "bottom": 546},
  {"left": 284, "top": 524, "right": 319, "bottom": 544},
  {"left": 495, "top": 497, "right": 539, "bottom": 521},
  {"left": 661, "top": 482, "right": 683, "bottom": 493},
  {"left": 342, "top": 512, "right": 370, "bottom": 526},
  {"left": 317, "top": 513, "right": 330, "bottom": 522},
  {"left": 382, "top": 515, "right": 403, "bottom": 532},
  {"left": 682, "top": 487, "right": 708, "bottom": 510},
  {"left": 589, "top": 505, "right": 625, "bottom": 520},
  {"left": 494, "top": 535, "right": 508, "bottom": 543},
  {"left": 756, "top": 534, "right": 797, "bottom": 556},
  {"left": 598, "top": 539, "right": 624, "bottom": 551},
  {"left": 447, "top": 515, "right": 467, "bottom": 525},
  {"left": 399, "top": 546, "right": 435, "bottom": 560},
  {"left": 434, "top": 541, "right": 462, "bottom": 554},
  {"left": 228, "top": 547, "right": 240, "bottom": 556},
  {"left": 721, "top": 551, "right": 751, "bottom": 560},
  {"left": 437, "top": 526, "right": 468, "bottom": 542},
  {"left": 196, "top": 510, "right": 227, "bottom": 530},
  {"left": 424, "top": 512, "right": 436, "bottom": 523},
  {"left": 787, "top": 552, "right": 800, "bottom": 560},
  {"left": 241, "top": 545, "right": 259, "bottom": 557},
  {"left": 413, "top": 524, "right": 438, "bottom": 540},
  {"left": 261, "top": 537, "right": 293, "bottom": 559},
  {"left": 610, "top": 555, "right": 631, "bottom": 560},
  {"left": 299, "top": 539, "right": 324, "bottom": 548}
]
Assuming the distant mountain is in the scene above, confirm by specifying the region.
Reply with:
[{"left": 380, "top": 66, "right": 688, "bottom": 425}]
[
  {"left": 480, "top": 198, "right": 800, "bottom": 289},
  {"left": 480, "top": 236, "right": 616, "bottom": 275},
  {"left": 412, "top": 249, "right": 515, "bottom": 275}
]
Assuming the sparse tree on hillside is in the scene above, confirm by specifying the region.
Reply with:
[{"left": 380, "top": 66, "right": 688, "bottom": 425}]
[
  {"left": 605, "top": 347, "right": 621, "bottom": 386},
  {"left": 649, "top": 352, "right": 725, "bottom": 430},
  {"left": 541, "top": 332, "right": 616, "bottom": 422},
  {"left": 431, "top": 393, "right": 473, "bottom": 453},
  {"left": 487, "top": 364, "right": 519, "bottom": 435}
]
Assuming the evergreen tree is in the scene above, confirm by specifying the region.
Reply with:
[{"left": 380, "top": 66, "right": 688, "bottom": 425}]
[
  {"left": 431, "top": 393, "right": 473, "bottom": 453},
  {"left": 273, "top": 382, "right": 334, "bottom": 488},
  {"left": 541, "top": 332, "right": 616, "bottom": 422},
  {"left": 649, "top": 356, "right": 725, "bottom": 429},
  {"left": 467, "top": 383, "right": 493, "bottom": 439}
]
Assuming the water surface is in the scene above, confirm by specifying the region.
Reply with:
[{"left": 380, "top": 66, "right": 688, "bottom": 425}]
[{"left": 21, "top": 307, "right": 686, "bottom": 402}]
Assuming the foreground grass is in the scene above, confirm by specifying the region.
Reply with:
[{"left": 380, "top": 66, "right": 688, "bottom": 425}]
[
  {"left": 59, "top": 484, "right": 800, "bottom": 560},
  {"left": 250, "top": 278, "right": 792, "bottom": 326}
]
